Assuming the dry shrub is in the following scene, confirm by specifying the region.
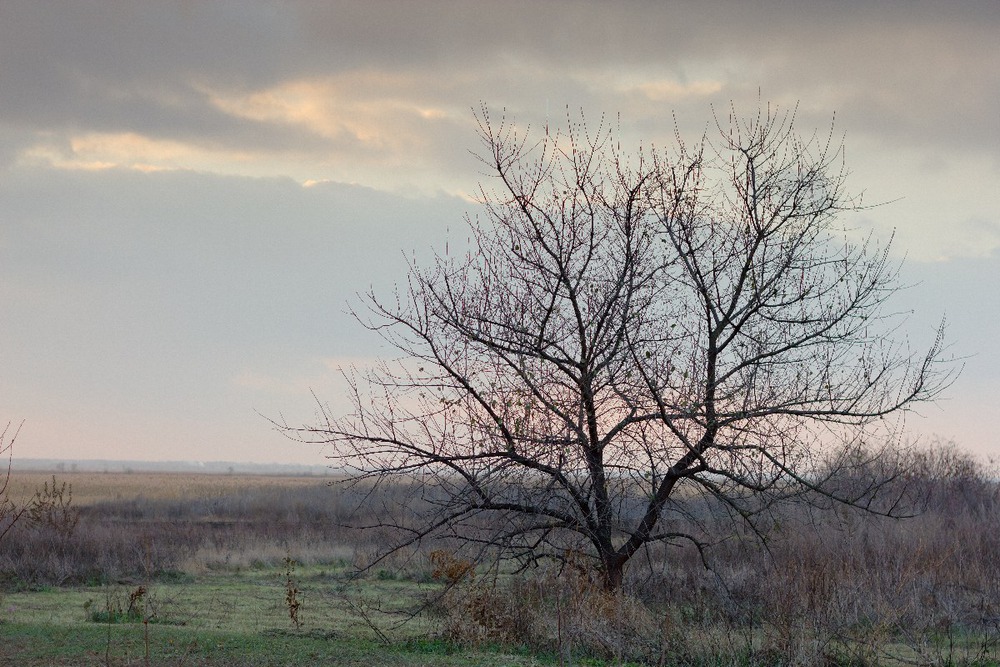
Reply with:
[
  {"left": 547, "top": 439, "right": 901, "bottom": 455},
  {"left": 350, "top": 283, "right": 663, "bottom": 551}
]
[
  {"left": 439, "top": 579, "right": 537, "bottom": 647},
  {"left": 0, "top": 520, "right": 195, "bottom": 586},
  {"left": 429, "top": 548, "right": 475, "bottom": 584},
  {"left": 554, "top": 581, "right": 660, "bottom": 662},
  {"left": 0, "top": 480, "right": 358, "bottom": 585},
  {"left": 405, "top": 443, "right": 999, "bottom": 665},
  {"left": 428, "top": 549, "right": 532, "bottom": 646},
  {"left": 625, "top": 477, "right": 1000, "bottom": 665},
  {"left": 437, "top": 564, "right": 662, "bottom": 663},
  {"left": 26, "top": 476, "right": 80, "bottom": 539}
]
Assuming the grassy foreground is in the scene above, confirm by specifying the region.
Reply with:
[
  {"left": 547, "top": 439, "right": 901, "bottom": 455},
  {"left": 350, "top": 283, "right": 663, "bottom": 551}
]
[
  {"left": 0, "top": 565, "right": 548, "bottom": 667},
  {"left": 0, "top": 471, "right": 553, "bottom": 665}
]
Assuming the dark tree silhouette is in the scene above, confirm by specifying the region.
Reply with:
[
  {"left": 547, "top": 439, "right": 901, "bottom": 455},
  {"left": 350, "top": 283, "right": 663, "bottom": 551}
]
[
  {"left": 0, "top": 421, "right": 26, "bottom": 544},
  {"left": 292, "top": 104, "right": 953, "bottom": 590}
]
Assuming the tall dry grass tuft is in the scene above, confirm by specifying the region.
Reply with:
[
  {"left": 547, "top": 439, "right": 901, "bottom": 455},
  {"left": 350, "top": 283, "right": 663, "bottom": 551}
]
[
  {"left": 434, "top": 558, "right": 663, "bottom": 663},
  {"left": 284, "top": 555, "right": 302, "bottom": 631}
]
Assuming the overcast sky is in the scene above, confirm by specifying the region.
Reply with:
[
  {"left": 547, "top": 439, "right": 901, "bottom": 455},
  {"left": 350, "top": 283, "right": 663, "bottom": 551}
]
[{"left": 1, "top": 1, "right": 997, "bottom": 466}]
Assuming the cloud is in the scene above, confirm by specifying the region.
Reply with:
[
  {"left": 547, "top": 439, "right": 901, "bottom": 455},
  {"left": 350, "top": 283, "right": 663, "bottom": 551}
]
[
  {"left": 2, "top": 0, "right": 997, "bottom": 462},
  {"left": 4, "top": 1, "right": 997, "bottom": 191},
  {"left": 844, "top": 146, "right": 1000, "bottom": 261}
]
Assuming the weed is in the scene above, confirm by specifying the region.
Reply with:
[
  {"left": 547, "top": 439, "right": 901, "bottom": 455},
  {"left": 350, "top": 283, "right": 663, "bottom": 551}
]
[
  {"left": 0, "top": 421, "right": 26, "bottom": 548},
  {"left": 153, "top": 569, "right": 194, "bottom": 584},
  {"left": 402, "top": 637, "right": 458, "bottom": 655},
  {"left": 86, "top": 585, "right": 150, "bottom": 624},
  {"left": 26, "top": 476, "right": 79, "bottom": 539},
  {"left": 284, "top": 555, "right": 302, "bottom": 631}
]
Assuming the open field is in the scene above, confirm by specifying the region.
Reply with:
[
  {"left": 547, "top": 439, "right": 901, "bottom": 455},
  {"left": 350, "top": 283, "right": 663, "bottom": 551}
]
[
  {"left": 3, "top": 470, "right": 339, "bottom": 507},
  {"left": 0, "top": 471, "right": 551, "bottom": 665},
  {"left": 2, "top": 457, "right": 999, "bottom": 666},
  {"left": 0, "top": 565, "right": 550, "bottom": 666}
]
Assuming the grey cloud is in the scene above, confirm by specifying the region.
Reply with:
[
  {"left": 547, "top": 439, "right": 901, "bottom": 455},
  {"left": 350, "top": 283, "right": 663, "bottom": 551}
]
[
  {"left": 0, "top": 3, "right": 333, "bottom": 156},
  {"left": 4, "top": 1, "right": 997, "bottom": 171},
  {"left": 0, "top": 164, "right": 477, "bottom": 461},
  {"left": 4, "top": 0, "right": 997, "bottom": 463},
  {"left": 0, "top": 166, "right": 469, "bottom": 414}
]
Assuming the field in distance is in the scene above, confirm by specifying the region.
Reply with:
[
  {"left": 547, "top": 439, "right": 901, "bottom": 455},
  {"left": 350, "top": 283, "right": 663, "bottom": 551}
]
[{"left": 4, "top": 470, "right": 339, "bottom": 506}]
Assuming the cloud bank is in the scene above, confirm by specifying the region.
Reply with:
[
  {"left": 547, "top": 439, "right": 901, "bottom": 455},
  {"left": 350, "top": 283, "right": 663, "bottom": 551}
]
[{"left": 1, "top": 1, "right": 996, "bottom": 462}]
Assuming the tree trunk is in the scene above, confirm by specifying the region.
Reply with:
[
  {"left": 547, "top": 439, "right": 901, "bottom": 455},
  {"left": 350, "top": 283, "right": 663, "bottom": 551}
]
[{"left": 600, "top": 552, "right": 626, "bottom": 591}]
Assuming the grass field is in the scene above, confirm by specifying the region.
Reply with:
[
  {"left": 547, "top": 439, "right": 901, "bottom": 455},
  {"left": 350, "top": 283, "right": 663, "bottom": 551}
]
[
  {"left": 1, "top": 464, "right": 998, "bottom": 666},
  {"left": 0, "top": 472, "right": 553, "bottom": 666},
  {"left": 3, "top": 470, "right": 335, "bottom": 507},
  {"left": 0, "top": 564, "right": 551, "bottom": 666}
]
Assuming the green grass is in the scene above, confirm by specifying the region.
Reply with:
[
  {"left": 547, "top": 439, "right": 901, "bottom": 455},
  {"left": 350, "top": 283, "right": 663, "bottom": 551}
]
[
  {"left": 0, "top": 621, "right": 555, "bottom": 666},
  {"left": 0, "top": 564, "right": 550, "bottom": 667}
]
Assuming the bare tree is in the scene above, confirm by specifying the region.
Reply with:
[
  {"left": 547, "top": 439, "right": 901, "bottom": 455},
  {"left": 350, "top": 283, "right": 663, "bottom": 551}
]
[
  {"left": 0, "top": 421, "right": 26, "bottom": 544},
  {"left": 292, "top": 104, "right": 953, "bottom": 590}
]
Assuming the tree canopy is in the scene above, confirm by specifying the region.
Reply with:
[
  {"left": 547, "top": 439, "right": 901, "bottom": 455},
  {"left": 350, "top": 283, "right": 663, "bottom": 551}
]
[{"left": 292, "top": 104, "right": 953, "bottom": 590}]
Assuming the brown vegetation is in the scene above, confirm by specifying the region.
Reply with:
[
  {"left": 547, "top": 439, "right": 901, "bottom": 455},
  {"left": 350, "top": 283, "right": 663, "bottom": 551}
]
[
  {"left": 428, "top": 442, "right": 1000, "bottom": 665},
  {"left": 0, "top": 443, "right": 996, "bottom": 665},
  {"left": 0, "top": 472, "right": 356, "bottom": 585}
]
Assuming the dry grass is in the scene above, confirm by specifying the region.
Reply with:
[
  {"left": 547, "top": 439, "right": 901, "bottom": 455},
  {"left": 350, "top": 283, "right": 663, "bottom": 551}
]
[
  {"left": 0, "top": 471, "right": 357, "bottom": 586},
  {"left": 1, "top": 446, "right": 997, "bottom": 666},
  {"left": 416, "top": 445, "right": 1000, "bottom": 665},
  {"left": 3, "top": 470, "right": 335, "bottom": 507}
]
